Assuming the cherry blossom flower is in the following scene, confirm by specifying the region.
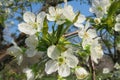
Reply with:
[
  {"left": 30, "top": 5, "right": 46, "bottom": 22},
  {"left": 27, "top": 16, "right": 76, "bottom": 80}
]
[
  {"left": 7, "top": 42, "right": 23, "bottom": 65},
  {"left": 47, "top": 6, "right": 65, "bottom": 25},
  {"left": 45, "top": 45, "right": 79, "bottom": 77},
  {"left": 78, "top": 21, "right": 97, "bottom": 49},
  {"left": 90, "top": 39, "right": 103, "bottom": 63},
  {"left": 18, "top": 11, "right": 46, "bottom": 35},
  {"left": 89, "top": 0, "right": 110, "bottom": 18},
  {"left": 75, "top": 67, "right": 89, "bottom": 79},
  {"left": 63, "top": 5, "right": 86, "bottom": 27},
  {"left": 63, "top": 5, "right": 76, "bottom": 22},
  {"left": 25, "top": 35, "right": 42, "bottom": 57}
]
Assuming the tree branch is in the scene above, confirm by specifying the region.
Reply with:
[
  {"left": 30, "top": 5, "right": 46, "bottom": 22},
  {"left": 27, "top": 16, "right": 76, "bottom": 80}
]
[
  {"left": 63, "top": 30, "right": 78, "bottom": 38},
  {"left": 89, "top": 56, "right": 96, "bottom": 80}
]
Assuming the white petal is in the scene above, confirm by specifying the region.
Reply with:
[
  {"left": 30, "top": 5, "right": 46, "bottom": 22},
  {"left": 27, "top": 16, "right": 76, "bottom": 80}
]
[
  {"left": 84, "top": 20, "right": 90, "bottom": 30},
  {"left": 89, "top": 7, "right": 94, "bottom": 13},
  {"left": 37, "top": 11, "right": 46, "bottom": 23},
  {"left": 75, "top": 14, "right": 86, "bottom": 24},
  {"left": 62, "top": 50, "right": 79, "bottom": 68},
  {"left": 103, "top": 68, "right": 110, "bottom": 74},
  {"left": 25, "top": 35, "right": 38, "bottom": 48},
  {"left": 7, "top": 45, "right": 23, "bottom": 65},
  {"left": 90, "top": 40, "right": 103, "bottom": 63},
  {"left": 47, "top": 45, "right": 61, "bottom": 59},
  {"left": 25, "top": 48, "right": 37, "bottom": 57},
  {"left": 115, "top": 23, "right": 120, "bottom": 31},
  {"left": 74, "top": 23, "right": 84, "bottom": 28},
  {"left": 7, "top": 46, "right": 22, "bottom": 56},
  {"left": 58, "top": 64, "right": 70, "bottom": 77},
  {"left": 45, "top": 60, "right": 58, "bottom": 74},
  {"left": 56, "top": 20, "right": 65, "bottom": 25},
  {"left": 47, "top": 14, "right": 55, "bottom": 21},
  {"left": 75, "top": 67, "right": 88, "bottom": 79},
  {"left": 23, "top": 68, "right": 34, "bottom": 80},
  {"left": 87, "top": 29, "right": 97, "bottom": 38},
  {"left": 17, "top": 54, "right": 23, "bottom": 65},
  {"left": 18, "top": 23, "right": 37, "bottom": 35},
  {"left": 23, "top": 12, "right": 35, "bottom": 23},
  {"left": 82, "top": 38, "right": 93, "bottom": 49},
  {"left": 63, "top": 5, "right": 75, "bottom": 21},
  {"left": 78, "top": 29, "right": 85, "bottom": 38},
  {"left": 49, "top": 7, "right": 56, "bottom": 16}
]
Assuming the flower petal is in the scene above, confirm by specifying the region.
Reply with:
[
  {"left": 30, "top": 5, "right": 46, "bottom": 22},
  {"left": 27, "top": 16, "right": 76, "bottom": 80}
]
[
  {"left": 115, "top": 23, "right": 120, "bottom": 31},
  {"left": 7, "top": 46, "right": 22, "bottom": 57},
  {"left": 25, "top": 35, "right": 38, "bottom": 48},
  {"left": 25, "top": 48, "right": 37, "bottom": 57},
  {"left": 87, "top": 29, "right": 97, "bottom": 38},
  {"left": 74, "top": 23, "right": 84, "bottom": 28},
  {"left": 75, "top": 67, "right": 88, "bottom": 79},
  {"left": 63, "top": 5, "right": 75, "bottom": 21},
  {"left": 49, "top": 7, "right": 56, "bottom": 16},
  {"left": 82, "top": 38, "right": 93, "bottom": 49},
  {"left": 58, "top": 64, "right": 70, "bottom": 77},
  {"left": 62, "top": 49, "right": 79, "bottom": 68},
  {"left": 17, "top": 54, "right": 23, "bottom": 65},
  {"left": 18, "top": 22, "right": 37, "bottom": 35},
  {"left": 75, "top": 14, "right": 86, "bottom": 24},
  {"left": 23, "top": 12, "right": 35, "bottom": 23},
  {"left": 7, "top": 46, "right": 23, "bottom": 65},
  {"left": 37, "top": 11, "right": 46, "bottom": 23},
  {"left": 90, "top": 40, "right": 103, "bottom": 63},
  {"left": 45, "top": 60, "right": 58, "bottom": 74},
  {"left": 47, "top": 14, "right": 56, "bottom": 21},
  {"left": 47, "top": 45, "right": 61, "bottom": 59},
  {"left": 23, "top": 68, "right": 34, "bottom": 80}
]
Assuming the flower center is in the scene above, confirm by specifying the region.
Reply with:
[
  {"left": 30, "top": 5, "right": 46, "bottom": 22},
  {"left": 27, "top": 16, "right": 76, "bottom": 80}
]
[
  {"left": 97, "top": 6, "right": 102, "bottom": 11},
  {"left": 30, "top": 22, "right": 38, "bottom": 29},
  {"left": 58, "top": 57, "right": 65, "bottom": 65},
  {"left": 84, "top": 32, "right": 89, "bottom": 38}
]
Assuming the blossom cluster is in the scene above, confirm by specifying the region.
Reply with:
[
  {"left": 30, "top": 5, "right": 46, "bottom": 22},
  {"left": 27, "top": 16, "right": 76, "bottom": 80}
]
[{"left": 6, "top": 0, "right": 119, "bottom": 80}]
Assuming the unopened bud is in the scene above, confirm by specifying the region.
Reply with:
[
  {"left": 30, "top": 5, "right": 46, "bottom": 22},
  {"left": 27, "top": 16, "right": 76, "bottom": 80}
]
[{"left": 94, "top": 18, "right": 101, "bottom": 24}]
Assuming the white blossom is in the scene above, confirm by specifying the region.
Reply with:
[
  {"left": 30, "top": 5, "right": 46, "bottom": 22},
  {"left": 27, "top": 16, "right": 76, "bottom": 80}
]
[
  {"left": 90, "top": 39, "right": 103, "bottom": 63},
  {"left": 7, "top": 44, "right": 23, "bottom": 65},
  {"left": 63, "top": 5, "right": 86, "bottom": 27},
  {"left": 23, "top": 68, "right": 34, "bottom": 80},
  {"left": 45, "top": 45, "right": 79, "bottom": 77},
  {"left": 74, "top": 14, "right": 86, "bottom": 28},
  {"left": 63, "top": 5, "right": 76, "bottom": 22},
  {"left": 114, "top": 63, "right": 120, "bottom": 69},
  {"left": 78, "top": 21, "right": 97, "bottom": 49},
  {"left": 47, "top": 6, "right": 65, "bottom": 25},
  {"left": 89, "top": 0, "right": 110, "bottom": 18},
  {"left": 75, "top": 67, "right": 89, "bottom": 79},
  {"left": 25, "top": 35, "right": 42, "bottom": 57},
  {"left": 103, "top": 68, "right": 110, "bottom": 74},
  {"left": 18, "top": 11, "right": 46, "bottom": 35}
]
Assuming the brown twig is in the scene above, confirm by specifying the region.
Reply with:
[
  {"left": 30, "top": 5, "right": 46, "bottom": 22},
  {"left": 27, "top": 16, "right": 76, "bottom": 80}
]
[
  {"left": 63, "top": 30, "right": 79, "bottom": 38},
  {"left": 89, "top": 56, "right": 96, "bottom": 80}
]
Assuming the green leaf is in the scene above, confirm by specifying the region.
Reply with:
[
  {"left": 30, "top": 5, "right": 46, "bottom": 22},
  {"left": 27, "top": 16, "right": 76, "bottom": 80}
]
[
  {"left": 108, "top": 1, "right": 120, "bottom": 18},
  {"left": 73, "top": 12, "right": 80, "bottom": 23},
  {"left": 55, "top": 24, "right": 64, "bottom": 44},
  {"left": 107, "top": 0, "right": 120, "bottom": 27},
  {"left": 42, "top": 17, "right": 48, "bottom": 38}
]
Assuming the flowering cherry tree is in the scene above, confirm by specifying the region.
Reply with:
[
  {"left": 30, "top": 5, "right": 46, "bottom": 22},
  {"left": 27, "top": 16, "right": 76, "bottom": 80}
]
[{"left": 0, "top": 0, "right": 120, "bottom": 80}]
